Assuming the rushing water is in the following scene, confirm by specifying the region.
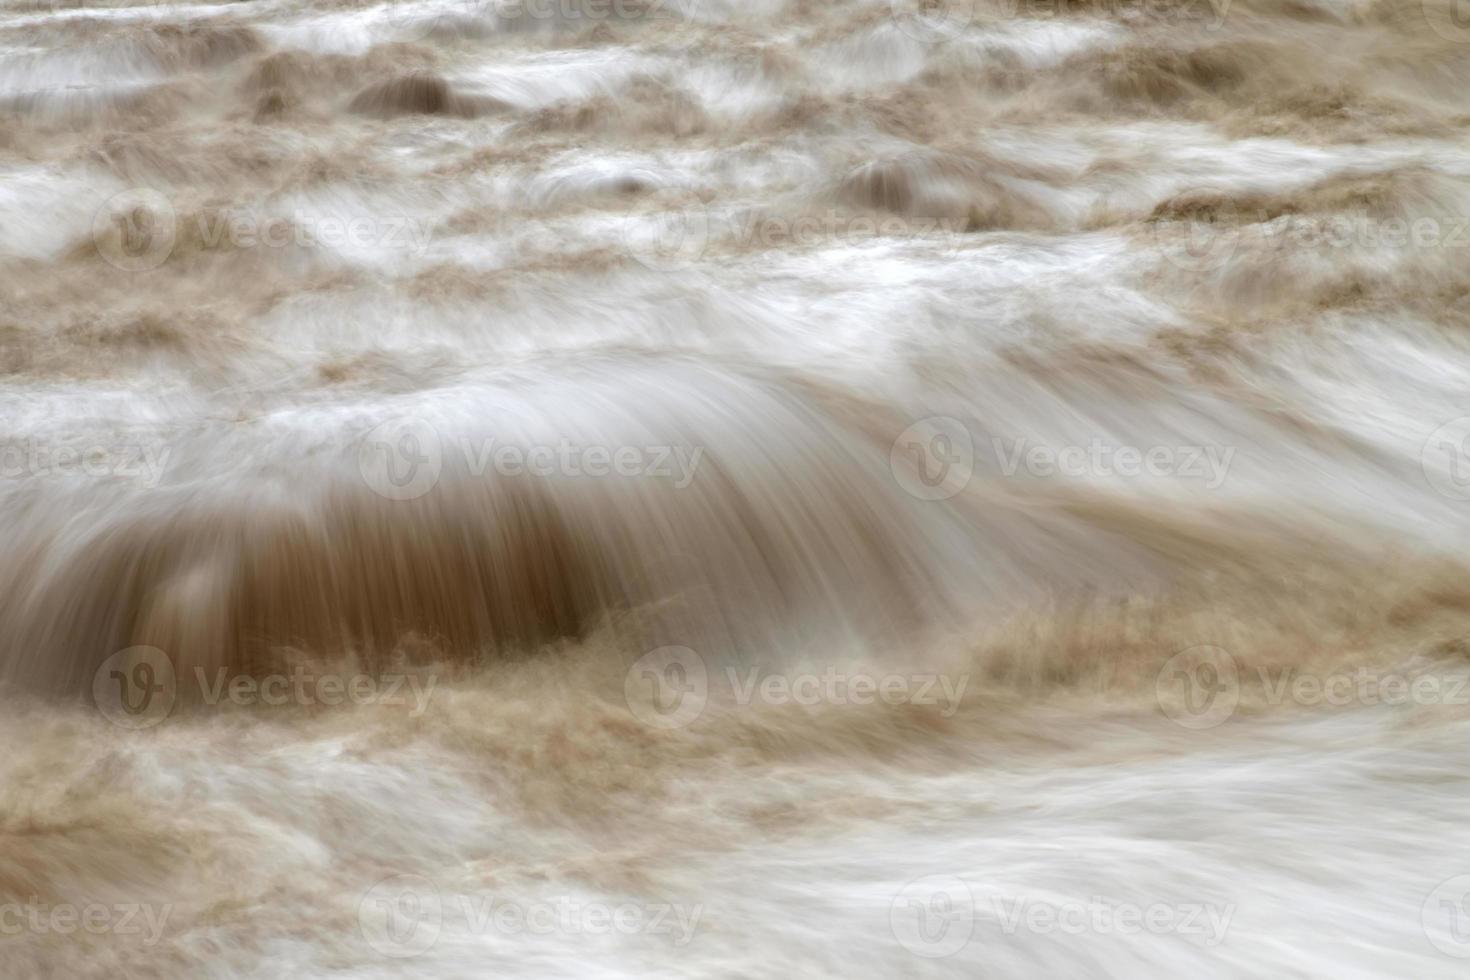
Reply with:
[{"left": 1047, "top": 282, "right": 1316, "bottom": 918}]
[{"left": 5, "top": 0, "right": 1470, "bottom": 975}]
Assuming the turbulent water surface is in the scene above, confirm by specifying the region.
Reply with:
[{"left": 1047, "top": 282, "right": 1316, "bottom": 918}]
[{"left": 5, "top": 0, "right": 1470, "bottom": 975}]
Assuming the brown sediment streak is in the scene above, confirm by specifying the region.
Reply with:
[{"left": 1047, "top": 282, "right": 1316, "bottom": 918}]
[{"left": 347, "top": 71, "right": 509, "bottom": 118}]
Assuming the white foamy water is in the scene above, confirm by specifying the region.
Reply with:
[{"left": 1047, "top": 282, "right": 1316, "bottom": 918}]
[{"left": 5, "top": 0, "right": 1470, "bottom": 975}]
